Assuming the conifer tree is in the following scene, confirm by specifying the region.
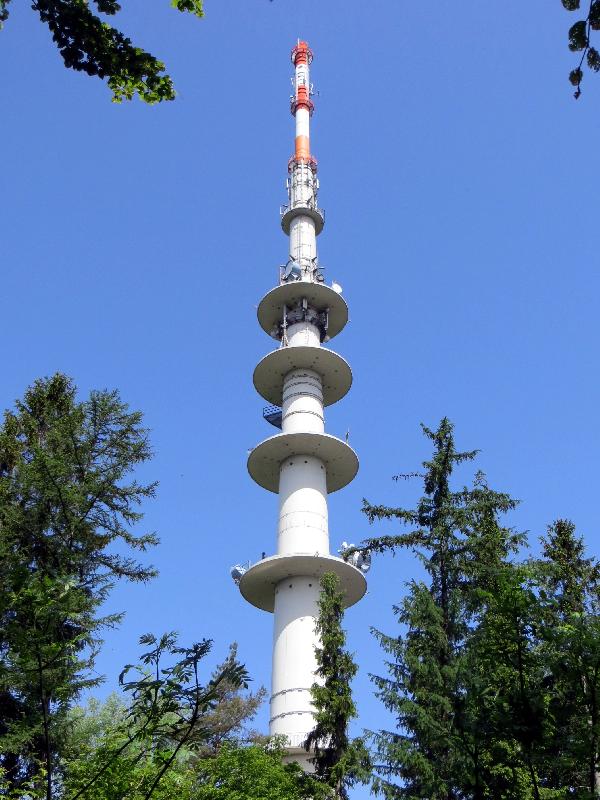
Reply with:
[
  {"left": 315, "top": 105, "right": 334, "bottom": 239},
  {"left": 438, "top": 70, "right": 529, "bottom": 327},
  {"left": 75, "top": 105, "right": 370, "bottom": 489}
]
[
  {"left": 535, "top": 520, "right": 600, "bottom": 797},
  {"left": 305, "top": 572, "right": 370, "bottom": 799},
  {"left": 357, "top": 419, "right": 521, "bottom": 798},
  {"left": 0, "top": 374, "right": 157, "bottom": 797},
  {"left": 466, "top": 562, "right": 548, "bottom": 798}
]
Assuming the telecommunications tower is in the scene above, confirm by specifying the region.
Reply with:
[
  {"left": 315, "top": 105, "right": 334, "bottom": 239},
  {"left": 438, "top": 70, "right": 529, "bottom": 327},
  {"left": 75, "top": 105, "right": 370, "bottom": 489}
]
[{"left": 231, "top": 41, "right": 369, "bottom": 769}]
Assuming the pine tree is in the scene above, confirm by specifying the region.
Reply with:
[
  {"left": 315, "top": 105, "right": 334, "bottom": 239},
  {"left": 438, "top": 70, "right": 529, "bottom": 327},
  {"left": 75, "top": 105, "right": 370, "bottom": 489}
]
[
  {"left": 358, "top": 419, "right": 521, "bottom": 799},
  {"left": 535, "top": 520, "right": 600, "bottom": 797},
  {"left": 466, "top": 562, "right": 549, "bottom": 798},
  {"left": 0, "top": 374, "right": 157, "bottom": 797},
  {"left": 305, "top": 572, "right": 370, "bottom": 799}
]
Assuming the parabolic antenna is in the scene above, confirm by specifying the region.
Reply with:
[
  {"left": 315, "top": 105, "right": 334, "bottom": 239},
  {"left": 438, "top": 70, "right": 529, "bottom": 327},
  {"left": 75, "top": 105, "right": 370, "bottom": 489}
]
[{"left": 284, "top": 261, "right": 302, "bottom": 281}]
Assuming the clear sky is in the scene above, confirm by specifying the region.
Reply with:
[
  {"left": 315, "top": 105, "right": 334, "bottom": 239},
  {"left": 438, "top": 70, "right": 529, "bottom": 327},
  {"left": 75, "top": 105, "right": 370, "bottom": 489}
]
[{"left": 1, "top": 1, "right": 599, "bottom": 796}]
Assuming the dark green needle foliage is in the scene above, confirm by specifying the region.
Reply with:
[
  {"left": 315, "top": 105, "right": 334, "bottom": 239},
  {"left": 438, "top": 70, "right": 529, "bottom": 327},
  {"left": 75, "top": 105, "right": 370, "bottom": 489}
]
[
  {"left": 354, "top": 419, "right": 600, "bottom": 797},
  {"left": 0, "top": 0, "right": 204, "bottom": 102},
  {"left": 534, "top": 520, "right": 600, "bottom": 797},
  {"left": 355, "top": 418, "right": 524, "bottom": 799},
  {"left": 562, "top": 0, "right": 600, "bottom": 96},
  {"left": 305, "top": 573, "right": 370, "bottom": 799},
  {"left": 0, "top": 374, "right": 157, "bottom": 797}
]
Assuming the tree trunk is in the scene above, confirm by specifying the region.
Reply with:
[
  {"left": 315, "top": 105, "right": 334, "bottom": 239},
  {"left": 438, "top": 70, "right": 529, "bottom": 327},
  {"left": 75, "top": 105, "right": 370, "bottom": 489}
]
[{"left": 36, "top": 650, "right": 52, "bottom": 800}]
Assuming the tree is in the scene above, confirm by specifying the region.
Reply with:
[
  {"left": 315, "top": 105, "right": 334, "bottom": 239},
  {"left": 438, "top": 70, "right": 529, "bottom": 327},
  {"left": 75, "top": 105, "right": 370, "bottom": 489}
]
[
  {"left": 465, "top": 563, "right": 549, "bottom": 798},
  {"left": 355, "top": 419, "right": 522, "bottom": 798},
  {"left": 61, "top": 632, "right": 328, "bottom": 800},
  {"left": 304, "top": 573, "right": 370, "bottom": 800},
  {"left": 192, "top": 742, "right": 329, "bottom": 800},
  {"left": 562, "top": 0, "right": 600, "bottom": 97},
  {"left": 0, "top": 374, "right": 157, "bottom": 796},
  {"left": 64, "top": 632, "right": 250, "bottom": 800},
  {"left": 192, "top": 643, "right": 267, "bottom": 756},
  {"left": 0, "top": 0, "right": 204, "bottom": 103},
  {"left": 65, "top": 646, "right": 267, "bottom": 766},
  {"left": 535, "top": 520, "right": 600, "bottom": 797}
]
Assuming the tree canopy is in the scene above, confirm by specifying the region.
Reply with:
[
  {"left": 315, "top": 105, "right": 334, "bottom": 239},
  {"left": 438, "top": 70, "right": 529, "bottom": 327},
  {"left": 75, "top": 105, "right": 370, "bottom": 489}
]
[
  {"left": 1, "top": 3, "right": 599, "bottom": 102},
  {"left": 0, "top": 374, "right": 157, "bottom": 795},
  {"left": 0, "top": 0, "right": 204, "bottom": 103},
  {"left": 357, "top": 419, "right": 600, "bottom": 799},
  {"left": 563, "top": 0, "right": 600, "bottom": 96}
]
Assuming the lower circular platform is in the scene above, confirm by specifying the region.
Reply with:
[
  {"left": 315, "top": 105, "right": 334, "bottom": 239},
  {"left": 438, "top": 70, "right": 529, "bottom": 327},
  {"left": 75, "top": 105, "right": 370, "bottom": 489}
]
[
  {"left": 257, "top": 282, "right": 348, "bottom": 341},
  {"left": 253, "top": 346, "right": 352, "bottom": 407},
  {"left": 247, "top": 432, "right": 359, "bottom": 493},
  {"left": 239, "top": 553, "right": 367, "bottom": 612},
  {"left": 281, "top": 205, "right": 325, "bottom": 235}
]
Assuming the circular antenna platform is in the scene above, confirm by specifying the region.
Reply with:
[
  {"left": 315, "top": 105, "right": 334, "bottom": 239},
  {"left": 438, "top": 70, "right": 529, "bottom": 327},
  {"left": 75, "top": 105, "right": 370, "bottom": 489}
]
[
  {"left": 253, "top": 346, "right": 352, "bottom": 407},
  {"left": 247, "top": 432, "right": 358, "bottom": 494},
  {"left": 239, "top": 553, "right": 367, "bottom": 613},
  {"left": 258, "top": 282, "right": 348, "bottom": 341},
  {"left": 281, "top": 206, "right": 324, "bottom": 236}
]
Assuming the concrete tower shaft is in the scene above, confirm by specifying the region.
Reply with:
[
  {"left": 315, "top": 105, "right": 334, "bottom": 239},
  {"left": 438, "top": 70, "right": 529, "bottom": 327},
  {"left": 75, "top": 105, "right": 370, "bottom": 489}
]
[{"left": 236, "top": 41, "right": 367, "bottom": 769}]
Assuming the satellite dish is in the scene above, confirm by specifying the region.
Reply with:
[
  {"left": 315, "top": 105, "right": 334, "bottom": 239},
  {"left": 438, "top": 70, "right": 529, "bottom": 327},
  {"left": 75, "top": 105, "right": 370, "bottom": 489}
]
[
  {"left": 339, "top": 542, "right": 371, "bottom": 574},
  {"left": 230, "top": 565, "right": 246, "bottom": 585},
  {"left": 331, "top": 281, "right": 343, "bottom": 294},
  {"left": 358, "top": 551, "right": 372, "bottom": 574},
  {"left": 284, "top": 261, "right": 302, "bottom": 281}
]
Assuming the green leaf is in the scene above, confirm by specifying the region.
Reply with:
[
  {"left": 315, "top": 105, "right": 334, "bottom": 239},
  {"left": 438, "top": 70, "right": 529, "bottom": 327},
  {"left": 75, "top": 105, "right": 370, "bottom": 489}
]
[
  {"left": 171, "top": 0, "right": 204, "bottom": 18},
  {"left": 569, "top": 66, "right": 584, "bottom": 85},
  {"left": 568, "top": 19, "right": 588, "bottom": 51},
  {"left": 590, "top": 0, "right": 600, "bottom": 30},
  {"left": 587, "top": 46, "right": 600, "bottom": 70},
  {"left": 562, "top": 0, "right": 580, "bottom": 9}
]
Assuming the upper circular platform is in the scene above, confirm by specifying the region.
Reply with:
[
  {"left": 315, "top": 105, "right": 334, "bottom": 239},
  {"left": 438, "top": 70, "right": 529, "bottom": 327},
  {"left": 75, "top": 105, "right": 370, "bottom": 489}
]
[
  {"left": 257, "top": 282, "right": 348, "bottom": 341},
  {"left": 239, "top": 553, "right": 367, "bottom": 613},
  {"left": 281, "top": 206, "right": 324, "bottom": 236},
  {"left": 253, "top": 346, "right": 352, "bottom": 408},
  {"left": 247, "top": 432, "right": 358, "bottom": 494}
]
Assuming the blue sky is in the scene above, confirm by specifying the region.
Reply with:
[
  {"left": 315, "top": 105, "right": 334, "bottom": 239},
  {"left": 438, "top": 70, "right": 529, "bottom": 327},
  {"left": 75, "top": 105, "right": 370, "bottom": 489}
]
[{"left": 1, "top": 1, "right": 599, "bottom": 795}]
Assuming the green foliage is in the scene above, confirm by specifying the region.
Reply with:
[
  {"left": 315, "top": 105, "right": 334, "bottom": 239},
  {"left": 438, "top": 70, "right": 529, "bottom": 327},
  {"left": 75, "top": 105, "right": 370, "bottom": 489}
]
[
  {"left": 0, "top": 374, "right": 157, "bottom": 795},
  {"left": 305, "top": 573, "right": 370, "bottom": 799},
  {"left": 0, "top": 0, "right": 9, "bottom": 27},
  {"left": 569, "top": 19, "right": 589, "bottom": 50},
  {"left": 193, "top": 742, "right": 328, "bottom": 800},
  {"left": 171, "top": 0, "right": 204, "bottom": 16},
  {"left": 64, "top": 632, "right": 250, "bottom": 800},
  {"left": 59, "top": 636, "right": 323, "bottom": 800},
  {"left": 361, "top": 421, "right": 600, "bottom": 798},
  {"left": 360, "top": 419, "right": 527, "bottom": 798},
  {"left": 563, "top": 0, "right": 600, "bottom": 97},
  {"left": 0, "top": 1, "right": 203, "bottom": 102},
  {"left": 192, "top": 643, "right": 267, "bottom": 755},
  {"left": 534, "top": 521, "right": 600, "bottom": 796}
]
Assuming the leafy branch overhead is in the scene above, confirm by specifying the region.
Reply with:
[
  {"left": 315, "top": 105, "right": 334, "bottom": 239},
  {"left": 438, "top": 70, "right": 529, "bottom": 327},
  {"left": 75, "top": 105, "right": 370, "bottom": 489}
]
[
  {"left": 563, "top": 0, "right": 600, "bottom": 97},
  {"left": 0, "top": 0, "right": 204, "bottom": 103}
]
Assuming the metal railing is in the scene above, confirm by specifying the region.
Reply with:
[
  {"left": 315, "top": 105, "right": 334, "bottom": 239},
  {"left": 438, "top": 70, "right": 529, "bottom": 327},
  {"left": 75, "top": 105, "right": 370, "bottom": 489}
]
[{"left": 263, "top": 405, "right": 283, "bottom": 429}]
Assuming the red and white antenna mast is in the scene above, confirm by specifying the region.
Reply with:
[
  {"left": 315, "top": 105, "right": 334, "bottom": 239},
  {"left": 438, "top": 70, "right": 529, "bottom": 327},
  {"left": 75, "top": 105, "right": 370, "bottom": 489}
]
[{"left": 291, "top": 40, "right": 315, "bottom": 165}]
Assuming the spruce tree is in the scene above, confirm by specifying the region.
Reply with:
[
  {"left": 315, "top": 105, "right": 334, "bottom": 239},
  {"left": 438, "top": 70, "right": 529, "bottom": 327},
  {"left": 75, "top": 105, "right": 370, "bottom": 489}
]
[
  {"left": 358, "top": 419, "right": 521, "bottom": 798},
  {"left": 535, "top": 520, "right": 600, "bottom": 797},
  {"left": 305, "top": 572, "right": 370, "bottom": 799},
  {"left": 0, "top": 374, "right": 157, "bottom": 796},
  {"left": 466, "top": 562, "right": 548, "bottom": 798}
]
